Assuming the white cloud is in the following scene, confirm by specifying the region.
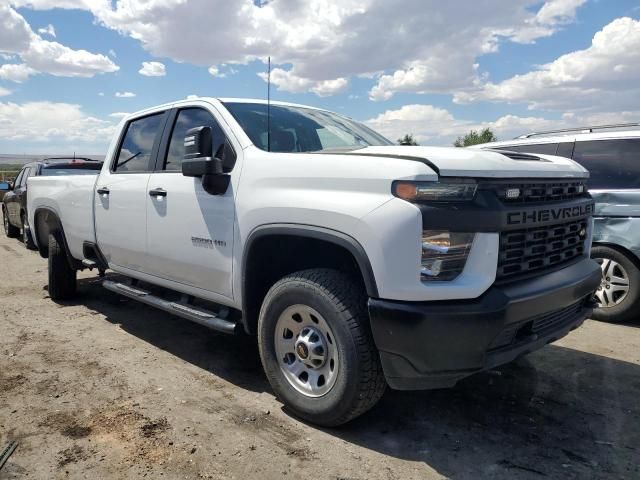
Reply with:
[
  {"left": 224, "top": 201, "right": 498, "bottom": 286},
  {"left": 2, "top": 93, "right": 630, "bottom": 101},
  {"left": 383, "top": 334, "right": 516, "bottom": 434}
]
[
  {"left": 115, "top": 91, "right": 136, "bottom": 98},
  {"left": 0, "top": 63, "right": 37, "bottom": 82},
  {"left": 258, "top": 68, "right": 348, "bottom": 96},
  {"left": 0, "top": 100, "right": 117, "bottom": 146},
  {"left": 98, "top": 92, "right": 104, "bottom": 96},
  {"left": 0, "top": 4, "right": 119, "bottom": 78},
  {"left": 365, "top": 103, "right": 640, "bottom": 146},
  {"left": 17, "top": 0, "right": 583, "bottom": 98},
  {"left": 109, "top": 112, "right": 129, "bottom": 118},
  {"left": 37, "top": 23, "right": 56, "bottom": 37},
  {"left": 455, "top": 17, "right": 640, "bottom": 112},
  {"left": 0, "top": 86, "right": 11, "bottom": 97},
  {"left": 208, "top": 66, "right": 224, "bottom": 78},
  {"left": 138, "top": 61, "right": 166, "bottom": 77},
  {"left": 108, "top": 49, "right": 116, "bottom": 57}
]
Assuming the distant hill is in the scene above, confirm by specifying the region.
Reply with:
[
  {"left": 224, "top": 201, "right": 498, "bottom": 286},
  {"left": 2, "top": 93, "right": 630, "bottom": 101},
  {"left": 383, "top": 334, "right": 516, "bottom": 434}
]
[{"left": 0, "top": 153, "right": 105, "bottom": 165}]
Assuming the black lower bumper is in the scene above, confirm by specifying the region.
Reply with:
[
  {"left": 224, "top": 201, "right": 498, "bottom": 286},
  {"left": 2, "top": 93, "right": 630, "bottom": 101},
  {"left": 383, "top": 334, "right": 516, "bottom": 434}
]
[{"left": 368, "top": 258, "right": 601, "bottom": 390}]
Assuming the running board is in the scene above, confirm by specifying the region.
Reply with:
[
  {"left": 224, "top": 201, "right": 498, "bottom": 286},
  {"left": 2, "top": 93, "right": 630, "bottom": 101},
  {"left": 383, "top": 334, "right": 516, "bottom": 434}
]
[{"left": 102, "top": 280, "right": 238, "bottom": 334}]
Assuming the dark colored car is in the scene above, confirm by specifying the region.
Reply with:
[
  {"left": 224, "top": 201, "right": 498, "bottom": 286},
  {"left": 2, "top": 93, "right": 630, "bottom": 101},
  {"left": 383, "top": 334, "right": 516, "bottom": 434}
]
[{"left": 1, "top": 158, "right": 102, "bottom": 249}]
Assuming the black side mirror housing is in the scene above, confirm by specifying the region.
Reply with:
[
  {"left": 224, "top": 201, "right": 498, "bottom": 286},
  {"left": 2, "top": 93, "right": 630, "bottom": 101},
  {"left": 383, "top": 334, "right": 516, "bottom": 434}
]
[{"left": 181, "top": 126, "right": 230, "bottom": 195}]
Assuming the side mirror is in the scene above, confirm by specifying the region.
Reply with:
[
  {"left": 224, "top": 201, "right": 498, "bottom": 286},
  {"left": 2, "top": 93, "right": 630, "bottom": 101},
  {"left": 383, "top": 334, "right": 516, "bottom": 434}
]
[
  {"left": 181, "top": 126, "right": 230, "bottom": 195},
  {"left": 0, "top": 182, "right": 10, "bottom": 191}
]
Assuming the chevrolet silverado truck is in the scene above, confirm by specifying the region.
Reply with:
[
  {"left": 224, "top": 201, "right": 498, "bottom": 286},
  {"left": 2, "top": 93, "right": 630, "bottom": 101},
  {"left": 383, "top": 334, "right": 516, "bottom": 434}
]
[{"left": 27, "top": 97, "right": 601, "bottom": 426}]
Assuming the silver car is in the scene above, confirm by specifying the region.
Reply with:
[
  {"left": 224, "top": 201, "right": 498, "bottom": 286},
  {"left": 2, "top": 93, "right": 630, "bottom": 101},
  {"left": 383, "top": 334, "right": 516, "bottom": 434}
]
[{"left": 474, "top": 124, "right": 640, "bottom": 323}]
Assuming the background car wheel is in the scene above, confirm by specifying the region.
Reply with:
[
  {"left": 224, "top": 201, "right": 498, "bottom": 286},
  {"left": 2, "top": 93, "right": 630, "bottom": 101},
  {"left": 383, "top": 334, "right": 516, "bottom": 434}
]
[
  {"left": 21, "top": 214, "right": 36, "bottom": 250},
  {"left": 3, "top": 207, "right": 19, "bottom": 238},
  {"left": 591, "top": 245, "right": 640, "bottom": 324},
  {"left": 258, "top": 268, "right": 386, "bottom": 427},
  {"left": 48, "top": 232, "right": 77, "bottom": 300}
]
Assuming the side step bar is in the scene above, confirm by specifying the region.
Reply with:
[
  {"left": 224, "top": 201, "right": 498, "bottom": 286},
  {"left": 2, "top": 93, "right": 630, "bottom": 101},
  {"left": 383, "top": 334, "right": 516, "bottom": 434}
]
[{"left": 103, "top": 280, "right": 238, "bottom": 334}]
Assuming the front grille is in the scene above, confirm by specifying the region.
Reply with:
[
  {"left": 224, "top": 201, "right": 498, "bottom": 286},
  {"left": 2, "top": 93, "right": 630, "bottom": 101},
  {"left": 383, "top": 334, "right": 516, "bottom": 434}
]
[
  {"left": 497, "top": 219, "right": 588, "bottom": 281},
  {"left": 488, "top": 300, "right": 586, "bottom": 351},
  {"left": 490, "top": 180, "right": 587, "bottom": 204}
]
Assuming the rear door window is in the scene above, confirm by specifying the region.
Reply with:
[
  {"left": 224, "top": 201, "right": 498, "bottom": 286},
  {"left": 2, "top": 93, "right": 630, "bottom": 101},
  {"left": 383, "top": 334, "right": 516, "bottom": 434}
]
[
  {"left": 572, "top": 139, "right": 640, "bottom": 189},
  {"left": 114, "top": 113, "right": 165, "bottom": 172}
]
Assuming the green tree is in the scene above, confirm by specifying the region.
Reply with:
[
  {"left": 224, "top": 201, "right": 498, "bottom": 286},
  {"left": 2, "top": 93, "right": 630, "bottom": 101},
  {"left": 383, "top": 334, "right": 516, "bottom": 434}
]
[
  {"left": 453, "top": 128, "right": 497, "bottom": 147},
  {"left": 397, "top": 133, "right": 418, "bottom": 146}
]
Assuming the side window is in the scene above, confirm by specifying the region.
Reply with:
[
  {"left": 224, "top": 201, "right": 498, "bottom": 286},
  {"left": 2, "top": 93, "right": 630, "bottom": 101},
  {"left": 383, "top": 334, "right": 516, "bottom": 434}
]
[
  {"left": 164, "top": 108, "right": 236, "bottom": 172},
  {"left": 499, "top": 143, "right": 559, "bottom": 155},
  {"left": 556, "top": 142, "right": 575, "bottom": 158},
  {"left": 572, "top": 139, "right": 640, "bottom": 189},
  {"left": 14, "top": 168, "right": 25, "bottom": 188},
  {"left": 114, "top": 113, "right": 165, "bottom": 173},
  {"left": 22, "top": 167, "right": 34, "bottom": 187}
]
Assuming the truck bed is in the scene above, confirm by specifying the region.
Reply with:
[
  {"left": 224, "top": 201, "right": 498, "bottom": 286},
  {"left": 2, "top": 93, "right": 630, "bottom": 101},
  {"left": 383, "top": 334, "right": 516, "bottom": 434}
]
[{"left": 27, "top": 174, "right": 99, "bottom": 259}]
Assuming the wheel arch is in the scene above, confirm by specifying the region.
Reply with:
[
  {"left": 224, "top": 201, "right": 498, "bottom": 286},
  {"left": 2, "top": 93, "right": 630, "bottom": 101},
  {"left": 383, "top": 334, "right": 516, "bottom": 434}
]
[
  {"left": 241, "top": 224, "right": 379, "bottom": 335},
  {"left": 592, "top": 241, "right": 640, "bottom": 270},
  {"left": 33, "top": 207, "right": 77, "bottom": 268}
]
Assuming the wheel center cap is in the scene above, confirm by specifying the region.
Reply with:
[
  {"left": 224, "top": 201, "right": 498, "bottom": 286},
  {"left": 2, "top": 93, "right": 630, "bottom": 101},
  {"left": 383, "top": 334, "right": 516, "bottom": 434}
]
[{"left": 296, "top": 342, "right": 309, "bottom": 360}]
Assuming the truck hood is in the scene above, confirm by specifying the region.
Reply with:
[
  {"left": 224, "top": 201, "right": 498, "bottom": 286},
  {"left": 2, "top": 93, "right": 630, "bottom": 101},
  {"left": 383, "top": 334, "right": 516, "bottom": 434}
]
[{"left": 354, "top": 145, "right": 588, "bottom": 179}]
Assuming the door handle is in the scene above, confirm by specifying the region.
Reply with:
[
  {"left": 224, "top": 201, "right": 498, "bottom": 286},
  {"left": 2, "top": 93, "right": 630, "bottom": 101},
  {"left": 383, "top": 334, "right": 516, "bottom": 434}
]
[
  {"left": 149, "top": 188, "right": 167, "bottom": 198},
  {"left": 97, "top": 187, "right": 110, "bottom": 195}
]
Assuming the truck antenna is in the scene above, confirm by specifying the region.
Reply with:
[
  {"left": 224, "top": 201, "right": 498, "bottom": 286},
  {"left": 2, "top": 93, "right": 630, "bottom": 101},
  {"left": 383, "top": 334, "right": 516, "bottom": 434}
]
[{"left": 267, "top": 56, "right": 271, "bottom": 152}]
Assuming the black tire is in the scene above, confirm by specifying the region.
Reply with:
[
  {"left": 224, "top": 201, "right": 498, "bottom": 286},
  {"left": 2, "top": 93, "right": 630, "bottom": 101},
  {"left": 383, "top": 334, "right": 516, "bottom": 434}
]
[
  {"left": 3, "top": 206, "right": 19, "bottom": 238},
  {"left": 591, "top": 245, "right": 640, "bottom": 324},
  {"left": 21, "top": 213, "right": 36, "bottom": 250},
  {"left": 258, "top": 268, "right": 386, "bottom": 426},
  {"left": 48, "top": 233, "right": 77, "bottom": 300}
]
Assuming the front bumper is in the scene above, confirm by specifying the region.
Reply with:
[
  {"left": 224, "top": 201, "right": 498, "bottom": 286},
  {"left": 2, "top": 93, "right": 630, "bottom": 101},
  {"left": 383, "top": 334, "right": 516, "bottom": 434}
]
[{"left": 368, "top": 257, "right": 601, "bottom": 390}]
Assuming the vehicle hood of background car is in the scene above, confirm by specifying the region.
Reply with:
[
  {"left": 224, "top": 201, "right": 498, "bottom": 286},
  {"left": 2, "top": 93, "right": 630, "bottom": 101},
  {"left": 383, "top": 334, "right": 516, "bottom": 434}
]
[{"left": 353, "top": 145, "right": 589, "bottom": 179}]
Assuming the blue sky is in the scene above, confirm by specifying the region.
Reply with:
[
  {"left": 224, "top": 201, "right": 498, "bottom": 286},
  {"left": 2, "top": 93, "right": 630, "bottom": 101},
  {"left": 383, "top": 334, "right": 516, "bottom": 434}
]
[{"left": 1, "top": 0, "right": 639, "bottom": 153}]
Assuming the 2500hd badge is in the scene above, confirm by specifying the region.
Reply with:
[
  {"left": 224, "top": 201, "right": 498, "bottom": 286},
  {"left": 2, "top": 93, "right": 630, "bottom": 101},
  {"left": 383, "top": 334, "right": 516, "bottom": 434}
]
[{"left": 507, "top": 202, "right": 595, "bottom": 226}]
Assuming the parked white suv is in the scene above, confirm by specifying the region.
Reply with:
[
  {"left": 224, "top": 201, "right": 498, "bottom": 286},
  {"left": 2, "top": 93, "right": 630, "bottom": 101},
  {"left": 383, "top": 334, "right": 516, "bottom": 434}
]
[{"left": 27, "top": 97, "right": 600, "bottom": 425}]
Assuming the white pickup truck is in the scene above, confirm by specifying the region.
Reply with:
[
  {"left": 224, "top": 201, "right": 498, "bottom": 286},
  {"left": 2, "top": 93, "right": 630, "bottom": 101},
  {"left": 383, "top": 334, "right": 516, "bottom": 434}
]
[{"left": 28, "top": 97, "right": 601, "bottom": 426}]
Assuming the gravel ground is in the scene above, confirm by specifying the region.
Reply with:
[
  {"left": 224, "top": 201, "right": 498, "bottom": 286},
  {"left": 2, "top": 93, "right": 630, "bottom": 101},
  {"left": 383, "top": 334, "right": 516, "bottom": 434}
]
[{"left": 0, "top": 233, "right": 639, "bottom": 479}]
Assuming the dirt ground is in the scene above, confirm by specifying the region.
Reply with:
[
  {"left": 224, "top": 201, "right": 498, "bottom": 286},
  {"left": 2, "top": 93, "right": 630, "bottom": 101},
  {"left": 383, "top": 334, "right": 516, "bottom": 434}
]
[{"left": 0, "top": 233, "right": 638, "bottom": 480}]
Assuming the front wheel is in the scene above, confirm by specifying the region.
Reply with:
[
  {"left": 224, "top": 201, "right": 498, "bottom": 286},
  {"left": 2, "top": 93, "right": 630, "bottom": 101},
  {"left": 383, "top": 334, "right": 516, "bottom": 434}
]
[
  {"left": 591, "top": 245, "right": 640, "bottom": 324},
  {"left": 48, "top": 233, "right": 77, "bottom": 300},
  {"left": 3, "top": 207, "right": 19, "bottom": 238},
  {"left": 258, "top": 269, "right": 386, "bottom": 427}
]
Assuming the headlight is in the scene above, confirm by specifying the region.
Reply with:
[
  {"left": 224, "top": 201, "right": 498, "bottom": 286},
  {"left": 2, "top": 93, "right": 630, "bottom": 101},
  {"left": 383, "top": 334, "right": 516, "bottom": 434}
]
[
  {"left": 421, "top": 230, "right": 475, "bottom": 281},
  {"left": 393, "top": 180, "right": 477, "bottom": 203}
]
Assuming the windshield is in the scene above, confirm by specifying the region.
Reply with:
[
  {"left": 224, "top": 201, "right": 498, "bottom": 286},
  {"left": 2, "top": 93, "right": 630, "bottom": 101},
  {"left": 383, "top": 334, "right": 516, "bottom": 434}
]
[{"left": 223, "top": 102, "right": 392, "bottom": 153}]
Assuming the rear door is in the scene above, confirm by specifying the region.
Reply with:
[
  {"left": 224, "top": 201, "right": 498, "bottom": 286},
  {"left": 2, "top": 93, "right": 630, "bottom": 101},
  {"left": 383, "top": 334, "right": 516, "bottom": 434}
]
[
  {"left": 94, "top": 111, "right": 169, "bottom": 272},
  {"left": 145, "top": 105, "right": 238, "bottom": 298}
]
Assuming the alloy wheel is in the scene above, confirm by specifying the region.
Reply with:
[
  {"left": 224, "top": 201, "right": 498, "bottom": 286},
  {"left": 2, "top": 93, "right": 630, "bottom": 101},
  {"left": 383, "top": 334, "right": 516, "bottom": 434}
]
[{"left": 595, "top": 258, "right": 630, "bottom": 308}]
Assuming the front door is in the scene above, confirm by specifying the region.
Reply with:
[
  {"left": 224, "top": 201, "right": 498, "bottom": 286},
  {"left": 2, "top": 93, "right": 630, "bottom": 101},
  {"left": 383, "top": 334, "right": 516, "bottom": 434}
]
[
  {"left": 145, "top": 106, "right": 238, "bottom": 299},
  {"left": 6, "top": 167, "right": 28, "bottom": 225},
  {"left": 94, "top": 111, "right": 168, "bottom": 272}
]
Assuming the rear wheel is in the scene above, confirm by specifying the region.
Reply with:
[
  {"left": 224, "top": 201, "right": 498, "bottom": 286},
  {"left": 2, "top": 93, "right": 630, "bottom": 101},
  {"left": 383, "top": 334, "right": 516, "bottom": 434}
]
[
  {"left": 48, "top": 233, "right": 77, "bottom": 300},
  {"left": 258, "top": 269, "right": 386, "bottom": 426},
  {"left": 3, "top": 207, "right": 19, "bottom": 238},
  {"left": 591, "top": 245, "right": 640, "bottom": 324},
  {"left": 21, "top": 213, "right": 36, "bottom": 250}
]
